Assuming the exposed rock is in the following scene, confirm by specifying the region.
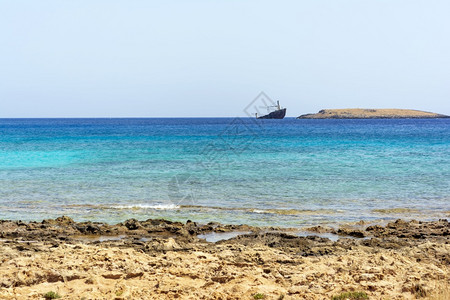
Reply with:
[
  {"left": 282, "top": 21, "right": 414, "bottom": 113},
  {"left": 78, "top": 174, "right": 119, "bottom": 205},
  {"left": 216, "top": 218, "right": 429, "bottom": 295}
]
[
  {"left": 123, "top": 219, "right": 141, "bottom": 230},
  {"left": 337, "top": 227, "right": 366, "bottom": 238},
  {"left": 0, "top": 217, "right": 449, "bottom": 299},
  {"left": 304, "top": 225, "right": 336, "bottom": 234},
  {"left": 366, "top": 219, "right": 450, "bottom": 239}
]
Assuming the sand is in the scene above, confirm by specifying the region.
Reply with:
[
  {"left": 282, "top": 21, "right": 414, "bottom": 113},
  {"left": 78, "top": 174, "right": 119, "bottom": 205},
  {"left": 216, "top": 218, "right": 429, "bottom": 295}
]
[{"left": 0, "top": 218, "right": 448, "bottom": 299}]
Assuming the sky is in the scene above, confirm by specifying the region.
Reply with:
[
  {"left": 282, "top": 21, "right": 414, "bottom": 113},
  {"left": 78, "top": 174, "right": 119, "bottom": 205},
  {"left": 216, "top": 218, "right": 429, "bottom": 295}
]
[{"left": 0, "top": 0, "right": 449, "bottom": 117}]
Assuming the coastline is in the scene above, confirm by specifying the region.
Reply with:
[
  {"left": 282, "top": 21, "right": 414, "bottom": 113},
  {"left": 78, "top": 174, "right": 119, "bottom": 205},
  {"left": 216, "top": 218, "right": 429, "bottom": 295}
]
[{"left": 0, "top": 217, "right": 448, "bottom": 299}]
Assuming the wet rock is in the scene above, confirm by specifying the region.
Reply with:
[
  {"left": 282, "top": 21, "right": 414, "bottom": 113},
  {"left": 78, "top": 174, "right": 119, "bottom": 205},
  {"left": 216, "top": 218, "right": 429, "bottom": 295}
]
[
  {"left": 337, "top": 228, "right": 366, "bottom": 238},
  {"left": 74, "top": 223, "right": 101, "bottom": 234},
  {"left": 123, "top": 219, "right": 141, "bottom": 230},
  {"left": 55, "top": 216, "right": 74, "bottom": 224},
  {"left": 219, "top": 232, "right": 336, "bottom": 256},
  {"left": 185, "top": 220, "right": 197, "bottom": 235},
  {"left": 366, "top": 219, "right": 450, "bottom": 240},
  {"left": 304, "top": 225, "right": 336, "bottom": 234},
  {"left": 361, "top": 238, "right": 407, "bottom": 249}
]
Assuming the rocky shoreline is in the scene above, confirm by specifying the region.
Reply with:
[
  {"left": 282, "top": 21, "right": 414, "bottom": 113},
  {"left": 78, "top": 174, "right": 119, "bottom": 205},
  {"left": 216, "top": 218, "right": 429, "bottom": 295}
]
[{"left": 0, "top": 217, "right": 449, "bottom": 299}]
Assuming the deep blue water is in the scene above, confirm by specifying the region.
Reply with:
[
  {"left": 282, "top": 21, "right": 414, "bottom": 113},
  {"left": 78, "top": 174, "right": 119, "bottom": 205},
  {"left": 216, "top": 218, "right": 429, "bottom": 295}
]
[{"left": 0, "top": 118, "right": 449, "bottom": 227}]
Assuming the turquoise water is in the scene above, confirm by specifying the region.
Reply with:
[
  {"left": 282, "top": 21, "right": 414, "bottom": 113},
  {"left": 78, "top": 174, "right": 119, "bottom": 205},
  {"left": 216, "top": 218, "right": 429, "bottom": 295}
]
[{"left": 0, "top": 118, "right": 449, "bottom": 228}]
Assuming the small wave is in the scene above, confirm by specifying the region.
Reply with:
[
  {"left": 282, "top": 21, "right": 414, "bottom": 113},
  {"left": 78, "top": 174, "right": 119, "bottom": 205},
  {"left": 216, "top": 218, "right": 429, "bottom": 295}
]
[
  {"left": 64, "top": 204, "right": 105, "bottom": 208},
  {"left": 249, "top": 208, "right": 337, "bottom": 216},
  {"left": 181, "top": 205, "right": 336, "bottom": 216},
  {"left": 372, "top": 208, "right": 420, "bottom": 214},
  {"left": 62, "top": 203, "right": 181, "bottom": 210},
  {"left": 111, "top": 204, "right": 180, "bottom": 210},
  {"left": 62, "top": 203, "right": 338, "bottom": 216}
]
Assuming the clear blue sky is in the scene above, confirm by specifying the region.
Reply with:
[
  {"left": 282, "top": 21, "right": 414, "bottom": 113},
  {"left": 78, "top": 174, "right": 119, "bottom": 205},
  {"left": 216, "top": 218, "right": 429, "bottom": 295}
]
[{"left": 1, "top": 0, "right": 449, "bottom": 117}]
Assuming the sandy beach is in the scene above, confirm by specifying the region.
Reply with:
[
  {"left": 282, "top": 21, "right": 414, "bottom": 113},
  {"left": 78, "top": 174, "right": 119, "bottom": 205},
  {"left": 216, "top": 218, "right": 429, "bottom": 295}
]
[{"left": 0, "top": 217, "right": 448, "bottom": 299}]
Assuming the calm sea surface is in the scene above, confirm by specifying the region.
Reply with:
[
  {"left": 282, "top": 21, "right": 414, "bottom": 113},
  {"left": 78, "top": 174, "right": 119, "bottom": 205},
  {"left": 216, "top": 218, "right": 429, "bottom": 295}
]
[{"left": 0, "top": 118, "right": 449, "bottom": 228}]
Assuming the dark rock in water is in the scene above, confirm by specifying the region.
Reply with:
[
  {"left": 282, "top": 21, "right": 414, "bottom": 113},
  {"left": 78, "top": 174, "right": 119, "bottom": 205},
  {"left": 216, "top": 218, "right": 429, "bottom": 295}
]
[
  {"left": 219, "top": 232, "right": 335, "bottom": 256},
  {"left": 365, "top": 225, "right": 384, "bottom": 233},
  {"left": 337, "top": 228, "right": 366, "bottom": 238},
  {"left": 361, "top": 238, "right": 407, "bottom": 249},
  {"left": 221, "top": 232, "right": 300, "bottom": 245},
  {"left": 143, "top": 219, "right": 176, "bottom": 226},
  {"left": 55, "top": 216, "right": 74, "bottom": 224},
  {"left": 124, "top": 219, "right": 141, "bottom": 230},
  {"left": 75, "top": 223, "right": 101, "bottom": 234},
  {"left": 304, "top": 225, "right": 336, "bottom": 234},
  {"left": 185, "top": 220, "right": 197, "bottom": 235}
]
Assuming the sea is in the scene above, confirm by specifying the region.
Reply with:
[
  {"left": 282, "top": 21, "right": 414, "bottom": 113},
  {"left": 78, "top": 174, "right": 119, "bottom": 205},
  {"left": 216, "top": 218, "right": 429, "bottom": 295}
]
[{"left": 0, "top": 118, "right": 449, "bottom": 228}]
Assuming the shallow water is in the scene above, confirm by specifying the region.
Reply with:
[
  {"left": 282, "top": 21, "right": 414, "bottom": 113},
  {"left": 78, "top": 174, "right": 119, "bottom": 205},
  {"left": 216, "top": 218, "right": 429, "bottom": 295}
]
[
  {"left": 197, "top": 231, "right": 252, "bottom": 243},
  {"left": 0, "top": 118, "right": 449, "bottom": 227},
  {"left": 294, "top": 232, "right": 342, "bottom": 242}
]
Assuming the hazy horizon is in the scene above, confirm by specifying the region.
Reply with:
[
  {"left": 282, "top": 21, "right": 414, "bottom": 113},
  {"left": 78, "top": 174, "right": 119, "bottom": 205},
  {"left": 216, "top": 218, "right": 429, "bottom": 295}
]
[{"left": 1, "top": 1, "right": 449, "bottom": 117}]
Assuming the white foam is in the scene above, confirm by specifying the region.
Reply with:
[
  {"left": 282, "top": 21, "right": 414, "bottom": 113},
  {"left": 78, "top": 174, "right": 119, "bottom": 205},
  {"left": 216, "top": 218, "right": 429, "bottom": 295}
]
[{"left": 111, "top": 204, "right": 180, "bottom": 210}]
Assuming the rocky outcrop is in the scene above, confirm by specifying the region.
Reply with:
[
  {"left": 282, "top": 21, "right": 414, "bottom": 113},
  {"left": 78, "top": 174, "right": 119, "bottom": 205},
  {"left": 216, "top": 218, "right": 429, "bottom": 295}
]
[
  {"left": 297, "top": 108, "right": 449, "bottom": 119},
  {"left": 0, "top": 218, "right": 449, "bottom": 299}
]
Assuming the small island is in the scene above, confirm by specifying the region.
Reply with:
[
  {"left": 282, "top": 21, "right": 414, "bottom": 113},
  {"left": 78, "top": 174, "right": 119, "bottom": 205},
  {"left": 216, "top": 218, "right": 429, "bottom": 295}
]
[{"left": 297, "top": 108, "right": 449, "bottom": 119}]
